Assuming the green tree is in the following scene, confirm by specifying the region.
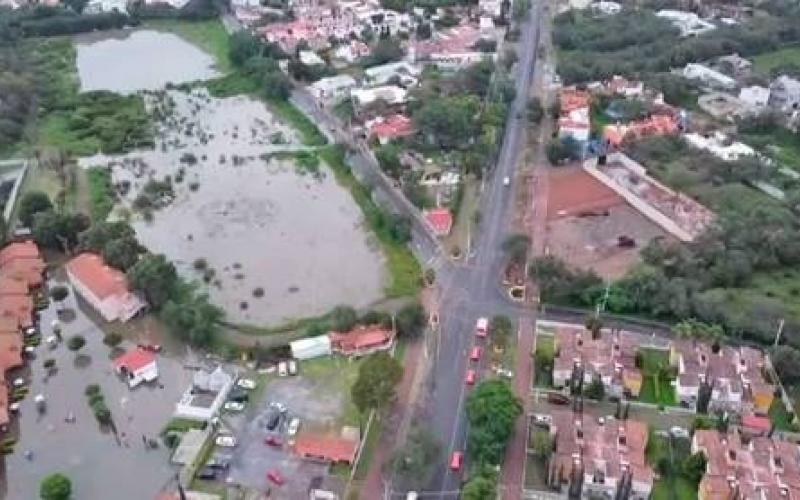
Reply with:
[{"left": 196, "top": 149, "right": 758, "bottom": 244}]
[
  {"left": 502, "top": 233, "right": 531, "bottom": 264},
  {"left": 228, "top": 31, "right": 263, "bottom": 67},
  {"left": 351, "top": 352, "right": 403, "bottom": 415},
  {"left": 32, "top": 211, "right": 87, "bottom": 251},
  {"left": 466, "top": 380, "right": 522, "bottom": 466},
  {"left": 127, "top": 253, "right": 178, "bottom": 309},
  {"left": 49, "top": 285, "right": 69, "bottom": 310},
  {"left": 461, "top": 472, "right": 497, "bottom": 500},
  {"left": 101, "top": 235, "right": 143, "bottom": 271},
  {"left": 490, "top": 315, "right": 513, "bottom": 350},
  {"left": 527, "top": 96, "right": 544, "bottom": 123},
  {"left": 682, "top": 452, "right": 707, "bottom": 484},
  {"left": 546, "top": 138, "right": 577, "bottom": 165},
  {"left": 66, "top": 335, "right": 85, "bottom": 352},
  {"left": 396, "top": 302, "right": 426, "bottom": 338},
  {"left": 40, "top": 473, "right": 71, "bottom": 500},
  {"left": 79, "top": 221, "right": 136, "bottom": 253},
  {"left": 329, "top": 305, "right": 358, "bottom": 332},
  {"left": 585, "top": 375, "right": 605, "bottom": 400},
  {"left": 102, "top": 332, "right": 123, "bottom": 348},
  {"left": 531, "top": 430, "right": 554, "bottom": 457},
  {"left": 161, "top": 292, "right": 222, "bottom": 347},
  {"left": 392, "top": 427, "right": 441, "bottom": 490},
  {"left": 672, "top": 319, "right": 723, "bottom": 342},
  {"left": 771, "top": 346, "right": 800, "bottom": 385},
  {"left": 262, "top": 69, "right": 292, "bottom": 101},
  {"left": 18, "top": 191, "right": 53, "bottom": 227}
]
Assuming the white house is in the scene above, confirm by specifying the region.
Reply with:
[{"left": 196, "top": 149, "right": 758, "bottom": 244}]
[
  {"left": 84, "top": 0, "right": 128, "bottom": 13},
  {"left": 351, "top": 85, "right": 408, "bottom": 107},
  {"left": 309, "top": 75, "right": 357, "bottom": 103},
  {"left": 356, "top": 9, "right": 411, "bottom": 36},
  {"left": 656, "top": 10, "right": 716, "bottom": 37},
  {"left": 363, "top": 61, "right": 420, "bottom": 87},
  {"left": 682, "top": 63, "right": 736, "bottom": 90},
  {"left": 770, "top": 75, "right": 800, "bottom": 113},
  {"left": 684, "top": 132, "right": 756, "bottom": 161},
  {"left": 65, "top": 253, "right": 146, "bottom": 323},
  {"left": 558, "top": 107, "right": 591, "bottom": 142},
  {"left": 429, "top": 52, "right": 494, "bottom": 71},
  {"left": 738, "top": 85, "right": 770, "bottom": 112},
  {"left": 290, "top": 335, "right": 332, "bottom": 360},
  {"left": 113, "top": 349, "right": 158, "bottom": 388},
  {"left": 591, "top": 1, "right": 621, "bottom": 15},
  {"left": 299, "top": 50, "right": 325, "bottom": 66},
  {"left": 174, "top": 366, "right": 234, "bottom": 422},
  {"left": 479, "top": 0, "right": 507, "bottom": 18}
]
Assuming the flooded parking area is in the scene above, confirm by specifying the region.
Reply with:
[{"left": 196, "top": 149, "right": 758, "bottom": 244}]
[
  {"left": 75, "top": 30, "right": 220, "bottom": 94},
  {"left": 4, "top": 275, "right": 195, "bottom": 499},
  {"left": 81, "top": 90, "right": 386, "bottom": 326}
]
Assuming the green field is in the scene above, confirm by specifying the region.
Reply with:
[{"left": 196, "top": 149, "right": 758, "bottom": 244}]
[
  {"left": 639, "top": 375, "right": 678, "bottom": 406},
  {"left": 144, "top": 19, "right": 233, "bottom": 73},
  {"left": 651, "top": 477, "right": 698, "bottom": 500},
  {"left": 753, "top": 46, "right": 800, "bottom": 75},
  {"left": 743, "top": 128, "right": 800, "bottom": 170}
]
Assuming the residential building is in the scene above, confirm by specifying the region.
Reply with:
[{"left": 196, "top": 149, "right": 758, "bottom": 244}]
[
  {"left": 697, "top": 92, "right": 746, "bottom": 120},
  {"left": 299, "top": 50, "right": 325, "bottom": 67},
  {"left": 479, "top": 0, "right": 506, "bottom": 18},
  {"left": 423, "top": 208, "right": 454, "bottom": 237},
  {"left": 66, "top": 253, "right": 146, "bottom": 323},
  {"left": 351, "top": 85, "right": 408, "bottom": 108},
  {"left": 333, "top": 40, "right": 371, "bottom": 63},
  {"left": 591, "top": 1, "right": 621, "bottom": 16},
  {"left": 363, "top": 61, "right": 421, "bottom": 87},
  {"left": 603, "top": 114, "right": 679, "bottom": 147},
  {"left": 428, "top": 51, "right": 495, "bottom": 71},
  {"left": 684, "top": 132, "right": 756, "bottom": 161},
  {"left": 112, "top": 348, "right": 159, "bottom": 388},
  {"left": 0, "top": 331, "right": 23, "bottom": 431},
  {"left": 174, "top": 366, "right": 234, "bottom": 421},
  {"left": 310, "top": 75, "right": 358, "bottom": 103},
  {"left": 692, "top": 429, "right": 800, "bottom": 500},
  {"left": 84, "top": 0, "right": 128, "bottom": 13},
  {"left": 0, "top": 277, "right": 27, "bottom": 297},
  {"left": 770, "top": 75, "right": 800, "bottom": 113},
  {"left": 412, "top": 25, "right": 485, "bottom": 62},
  {"left": 739, "top": 85, "right": 770, "bottom": 112},
  {"left": 0, "top": 240, "right": 45, "bottom": 288},
  {"left": 607, "top": 75, "right": 644, "bottom": 97},
  {"left": 368, "top": 114, "right": 415, "bottom": 144},
  {"left": 355, "top": 9, "right": 411, "bottom": 36},
  {"left": 717, "top": 53, "right": 753, "bottom": 77},
  {"left": 0, "top": 295, "right": 33, "bottom": 329},
  {"left": 656, "top": 10, "right": 716, "bottom": 37},
  {"left": 548, "top": 410, "right": 654, "bottom": 500},
  {"left": 329, "top": 324, "right": 395, "bottom": 357},
  {"left": 683, "top": 63, "right": 736, "bottom": 90},
  {"left": 558, "top": 88, "right": 591, "bottom": 142},
  {"left": 290, "top": 335, "right": 332, "bottom": 360}
]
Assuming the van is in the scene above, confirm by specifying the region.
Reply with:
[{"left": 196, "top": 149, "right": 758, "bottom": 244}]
[{"left": 278, "top": 361, "right": 288, "bottom": 377}]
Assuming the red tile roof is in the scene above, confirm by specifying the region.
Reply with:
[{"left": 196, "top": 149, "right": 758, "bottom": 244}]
[
  {"left": 329, "top": 325, "right": 394, "bottom": 355},
  {"left": 424, "top": 208, "right": 453, "bottom": 236},
  {"left": 0, "top": 240, "right": 41, "bottom": 267},
  {"left": 113, "top": 348, "right": 156, "bottom": 373},
  {"left": 0, "top": 257, "right": 45, "bottom": 288},
  {"left": 369, "top": 114, "right": 415, "bottom": 140},
  {"left": 741, "top": 414, "right": 771, "bottom": 433},
  {"left": 0, "top": 295, "right": 33, "bottom": 328},
  {"left": 294, "top": 434, "right": 359, "bottom": 464},
  {"left": 0, "top": 335, "right": 23, "bottom": 373},
  {"left": 0, "top": 318, "right": 18, "bottom": 335},
  {"left": 0, "top": 277, "right": 29, "bottom": 296},
  {"left": 66, "top": 253, "right": 132, "bottom": 300},
  {"left": 560, "top": 88, "right": 591, "bottom": 114}
]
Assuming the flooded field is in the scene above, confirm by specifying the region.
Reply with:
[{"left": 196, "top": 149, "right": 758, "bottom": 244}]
[
  {"left": 81, "top": 90, "right": 386, "bottom": 325},
  {"left": 75, "top": 30, "right": 220, "bottom": 94},
  {"left": 4, "top": 274, "right": 196, "bottom": 500}
]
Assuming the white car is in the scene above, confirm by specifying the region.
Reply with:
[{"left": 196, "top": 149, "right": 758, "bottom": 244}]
[
  {"left": 670, "top": 426, "right": 690, "bottom": 439},
  {"left": 288, "top": 360, "right": 298, "bottom": 376},
  {"left": 503, "top": 176, "right": 510, "bottom": 186},
  {"left": 287, "top": 417, "right": 300, "bottom": 436},
  {"left": 215, "top": 435, "right": 237, "bottom": 447},
  {"left": 236, "top": 378, "right": 256, "bottom": 390},
  {"left": 223, "top": 401, "right": 245, "bottom": 412},
  {"left": 12, "top": 378, "right": 25, "bottom": 388},
  {"left": 278, "top": 361, "right": 288, "bottom": 377},
  {"left": 9, "top": 402, "right": 20, "bottom": 413},
  {"left": 270, "top": 401, "right": 288, "bottom": 414}
]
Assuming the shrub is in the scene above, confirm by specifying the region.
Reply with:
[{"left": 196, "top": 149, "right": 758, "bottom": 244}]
[{"left": 85, "top": 384, "right": 101, "bottom": 396}]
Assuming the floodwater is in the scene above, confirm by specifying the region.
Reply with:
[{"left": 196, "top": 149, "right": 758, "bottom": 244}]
[
  {"left": 4, "top": 274, "right": 197, "bottom": 499},
  {"left": 80, "top": 90, "right": 387, "bottom": 325},
  {"left": 74, "top": 30, "right": 220, "bottom": 94}
]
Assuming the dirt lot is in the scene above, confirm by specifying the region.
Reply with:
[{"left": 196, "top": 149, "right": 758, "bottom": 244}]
[{"left": 544, "top": 166, "right": 670, "bottom": 279}]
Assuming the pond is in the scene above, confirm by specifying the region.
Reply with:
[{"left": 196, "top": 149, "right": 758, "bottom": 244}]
[
  {"left": 81, "top": 89, "right": 387, "bottom": 326},
  {"left": 74, "top": 29, "right": 220, "bottom": 94}
]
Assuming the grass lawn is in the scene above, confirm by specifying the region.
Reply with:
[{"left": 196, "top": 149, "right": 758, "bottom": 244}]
[
  {"left": 640, "top": 347, "right": 670, "bottom": 375},
  {"left": 143, "top": 19, "right": 233, "bottom": 73},
  {"left": 769, "top": 398, "right": 798, "bottom": 431},
  {"left": 743, "top": 127, "right": 800, "bottom": 171},
  {"left": 534, "top": 334, "right": 555, "bottom": 387},
  {"left": 747, "top": 269, "right": 800, "bottom": 323},
  {"left": 299, "top": 356, "right": 363, "bottom": 427},
  {"left": 86, "top": 166, "right": 113, "bottom": 221},
  {"left": 651, "top": 477, "right": 698, "bottom": 500},
  {"left": 753, "top": 46, "right": 800, "bottom": 75},
  {"left": 639, "top": 375, "right": 677, "bottom": 406}
]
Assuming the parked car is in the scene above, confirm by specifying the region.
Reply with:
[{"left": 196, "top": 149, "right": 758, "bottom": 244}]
[
  {"left": 265, "top": 409, "right": 282, "bottom": 431},
  {"left": 264, "top": 435, "right": 283, "bottom": 447},
  {"left": 287, "top": 417, "right": 300, "bottom": 436},
  {"left": 449, "top": 451, "right": 463, "bottom": 471},
  {"left": 267, "top": 469, "right": 285, "bottom": 486},
  {"left": 547, "top": 393, "right": 570, "bottom": 405},
  {"left": 475, "top": 317, "right": 488, "bottom": 338},
  {"left": 236, "top": 378, "right": 256, "bottom": 390},
  {"left": 223, "top": 401, "right": 245, "bottom": 412},
  {"left": 197, "top": 467, "right": 217, "bottom": 480},
  {"left": 503, "top": 176, "right": 510, "bottom": 186},
  {"left": 24, "top": 327, "right": 38, "bottom": 337},
  {"left": 288, "top": 360, "right": 298, "bottom": 376},
  {"left": 269, "top": 401, "right": 288, "bottom": 414},
  {"left": 215, "top": 435, "right": 237, "bottom": 447},
  {"left": 278, "top": 361, "right": 288, "bottom": 377},
  {"left": 207, "top": 454, "right": 232, "bottom": 469},
  {"left": 465, "top": 369, "right": 476, "bottom": 385},
  {"left": 228, "top": 390, "right": 249, "bottom": 403},
  {"left": 670, "top": 426, "right": 690, "bottom": 439},
  {"left": 469, "top": 346, "right": 482, "bottom": 362},
  {"left": 12, "top": 377, "right": 25, "bottom": 388}
]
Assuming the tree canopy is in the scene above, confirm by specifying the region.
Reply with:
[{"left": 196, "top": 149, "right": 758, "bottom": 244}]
[
  {"left": 351, "top": 351, "right": 403, "bottom": 415},
  {"left": 465, "top": 379, "right": 522, "bottom": 466},
  {"left": 40, "top": 473, "right": 71, "bottom": 500}
]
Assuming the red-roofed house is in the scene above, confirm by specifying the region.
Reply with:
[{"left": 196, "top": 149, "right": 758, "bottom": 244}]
[
  {"left": 0, "top": 277, "right": 28, "bottom": 296},
  {"left": 741, "top": 414, "right": 771, "bottom": 436},
  {"left": 603, "top": 114, "right": 679, "bottom": 147},
  {"left": 0, "top": 251, "right": 46, "bottom": 289},
  {"left": 424, "top": 208, "right": 454, "bottom": 237},
  {"left": 329, "top": 325, "right": 395, "bottom": 357},
  {"left": 66, "top": 253, "right": 146, "bottom": 322},
  {"left": 293, "top": 434, "right": 359, "bottom": 464},
  {"left": 369, "top": 114, "right": 415, "bottom": 145},
  {"left": 0, "top": 334, "right": 23, "bottom": 430},
  {"left": 0, "top": 240, "right": 41, "bottom": 267},
  {"left": 113, "top": 348, "right": 158, "bottom": 388},
  {"left": 0, "top": 295, "right": 33, "bottom": 328}
]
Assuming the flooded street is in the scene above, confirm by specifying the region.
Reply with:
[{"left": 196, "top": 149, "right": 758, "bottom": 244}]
[
  {"left": 4, "top": 274, "right": 196, "bottom": 499},
  {"left": 80, "top": 89, "right": 387, "bottom": 325},
  {"left": 75, "top": 30, "right": 220, "bottom": 94}
]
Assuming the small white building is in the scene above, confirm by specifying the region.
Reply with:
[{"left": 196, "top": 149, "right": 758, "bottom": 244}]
[
  {"left": 591, "top": 1, "right": 621, "bottom": 15},
  {"left": 683, "top": 63, "right": 736, "bottom": 90},
  {"left": 684, "top": 132, "right": 756, "bottom": 162},
  {"left": 112, "top": 349, "right": 158, "bottom": 388},
  {"left": 429, "top": 52, "right": 495, "bottom": 71},
  {"left": 65, "top": 253, "right": 146, "bottom": 323},
  {"left": 299, "top": 50, "right": 325, "bottom": 66},
  {"left": 363, "top": 61, "right": 420, "bottom": 87},
  {"left": 738, "top": 85, "right": 770, "bottom": 111},
  {"left": 174, "top": 366, "right": 234, "bottom": 422},
  {"left": 479, "top": 0, "right": 506, "bottom": 18},
  {"left": 309, "top": 75, "right": 358, "bottom": 103},
  {"left": 351, "top": 85, "right": 408, "bottom": 108},
  {"left": 770, "top": 75, "right": 800, "bottom": 113},
  {"left": 290, "top": 335, "right": 332, "bottom": 360},
  {"left": 656, "top": 10, "right": 716, "bottom": 37},
  {"left": 84, "top": 0, "right": 128, "bottom": 13}
]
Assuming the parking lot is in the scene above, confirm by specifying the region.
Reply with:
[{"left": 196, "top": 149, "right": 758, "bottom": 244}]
[{"left": 215, "top": 357, "right": 358, "bottom": 498}]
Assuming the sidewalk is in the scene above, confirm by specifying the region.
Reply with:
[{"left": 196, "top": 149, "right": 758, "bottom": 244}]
[
  {"left": 359, "top": 336, "right": 426, "bottom": 499},
  {"left": 500, "top": 318, "right": 535, "bottom": 500}
]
